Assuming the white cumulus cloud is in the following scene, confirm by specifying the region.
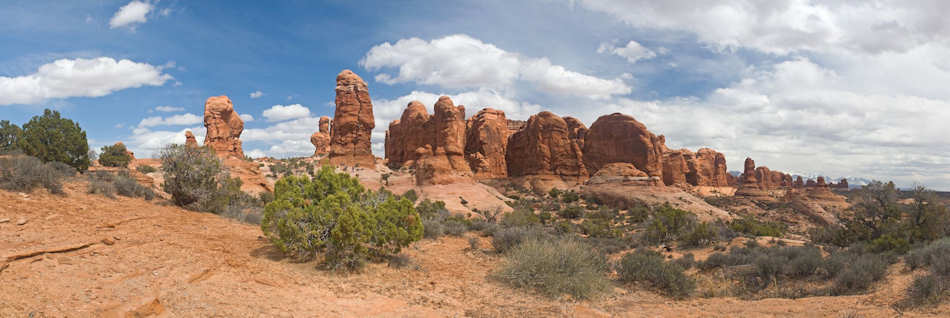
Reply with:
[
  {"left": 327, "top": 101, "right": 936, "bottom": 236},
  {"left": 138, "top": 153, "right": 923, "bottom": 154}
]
[
  {"left": 0, "top": 57, "right": 172, "bottom": 106},
  {"left": 570, "top": 0, "right": 950, "bottom": 55},
  {"left": 239, "top": 114, "right": 255, "bottom": 122},
  {"left": 153, "top": 105, "right": 184, "bottom": 112},
  {"left": 126, "top": 127, "right": 205, "bottom": 158},
  {"left": 584, "top": 58, "right": 950, "bottom": 189},
  {"left": 136, "top": 113, "right": 203, "bottom": 129},
  {"left": 249, "top": 90, "right": 263, "bottom": 99},
  {"left": 261, "top": 104, "right": 311, "bottom": 122},
  {"left": 361, "top": 34, "right": 631, "bottom": 99},
  {"left": 597, "top": 40, "right": 657, "bottom": 63},
  {"left": 109, "top": 1, "right": 153, "bottom": 29}
]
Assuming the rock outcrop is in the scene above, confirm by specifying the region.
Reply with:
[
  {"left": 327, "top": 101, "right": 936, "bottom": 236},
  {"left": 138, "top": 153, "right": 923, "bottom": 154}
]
[
  {"left": 662, "top": 149, "right": 690, "bottom": 186},
  {"left": 507, "top": 120, "right": 526, "bottom": 134},
  {"left": 464, "top": 108, "right": 510, "bottom": 179},
  {"left": 736, "top": 157, "right": 772, "bottom": 199},
  {"left": 184, "top": 130, "right": 198, "bottom": 148},
  {"left": 414, "top": 97, "right": 472, "bottom": 185},
  {"left": 329, "top": 70, "right": 375, "bottom": 167},
  {"left": 807, "top": 176, "right": 840, "bottom": 199},
  {"left": 310, "top": 116, "right": 331, "bottom": 156},
  {"left": 506, "top": 111, "right": 587, "bottom": 183},
  {"left": 583, "top": 113, "right": 664, "bottom": 180},
  {"left": 385, "top": 101, "right": 430, "bottom": 168},
  {"left": 688, "top": 148, "right": 730, "bottom": 187},
  {"left": 385, "top": 97, "right": 473, "bottom": 185},
  {"left": 198, "top": 96, "right": 270, "bottom": 193},
  {"left": 564, "top": 117, "right": 588, "bottom": 150},
  {"left": 830, "top": 178, "right": 849, "bottom": 190},
  {"left": 203, "top": 96, "right": 245, "bottom": 158},
  {"left": 738, "top": 158, "right": 760, "bottom": 187},
  {"left": 587, "top": 162, "right": 660, "bottom": 186},
  {"left": 754, "top": 167, "right": 793, "bottom": 190}
]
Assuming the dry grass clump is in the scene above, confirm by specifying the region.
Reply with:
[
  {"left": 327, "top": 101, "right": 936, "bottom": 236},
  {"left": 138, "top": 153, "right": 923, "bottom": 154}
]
[
  {"left": 494, "top": 237, "right": 610, "bottom": 299},
  {"left": 0, "top": 155, "right": 72, "bottom": 194}
]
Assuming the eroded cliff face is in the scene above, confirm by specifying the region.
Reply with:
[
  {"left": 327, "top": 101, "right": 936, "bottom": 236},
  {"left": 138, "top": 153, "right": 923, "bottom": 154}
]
[
  {"left": 583, "top": 113, "right": 665, "bottom": 180},
  {"left": 662, "top": 149, "right": 690, "bottom": 186},
  {"left": 385, "top": 101, "right": 430, "bottom": 169},
  {"left": 464, "top": 108, "right": 510, "bottom": 179},
  {"left": 384, "top": 97, "right": 474, "bottom": 185},
  {"left": 690, "top": 148, "right": 731, "bottom": 187},
  {"left": 506, "top": 111, "right": 588, "bottom": 182},
  {"left": 329, "top": 69, "right": 375, "bottom": 167}
]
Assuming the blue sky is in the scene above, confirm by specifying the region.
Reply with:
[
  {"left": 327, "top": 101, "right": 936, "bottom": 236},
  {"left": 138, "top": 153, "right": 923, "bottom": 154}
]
[{"left": 2, "top": 0, "right": 950, "bottom": 190}]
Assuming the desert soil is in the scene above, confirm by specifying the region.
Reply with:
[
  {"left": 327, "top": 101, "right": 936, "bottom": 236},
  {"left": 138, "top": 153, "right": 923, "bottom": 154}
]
[{"left": 2, "top": 182, "right": 948, "bottom": 317}]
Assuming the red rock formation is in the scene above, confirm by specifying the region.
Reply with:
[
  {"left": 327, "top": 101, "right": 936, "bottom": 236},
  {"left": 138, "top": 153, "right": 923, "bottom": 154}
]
[
  {"left": 563, "top": 117, "right": 588, "bottom": 150},
  {"left": 662, "top": 149, "right": 690, "bottom": 186},
  {"left": 583, "top": 113, "right": 664, "bottom": 179},
  {"left": 310, "top": 116, "right": 331, "bottom": 156},
  {"left": 806, "top": 179, "right": 817, "bottom": 187},
  {"left": 413, "top": 97, "right": 473, "bottom": 185},
  {"left": 506, "top": 111, "right": 587, "bottom": 182},
  {"left": 757, "top": 168, "right": 793, "bottom": 189},
  {"left": 203, "top": 96, "right": 245, "bottom": 158},
  {"left": 688, "top": 148, "right": 730, "bottom": 187},
  {"left": 738, "top": 158, "right": 759, "bottom": 188},
  {"left": 507, "top": 119, "right": 526, "bottom": 134},
  {"left": 587, "top": 163, "right": 660, "bottom": 186},
  {"left": 329, "top": 70, "right": 375, "bottom": 167},
  {"left": 830, "top": 178, "right": 849, "bottom": 190},
  {"left": 464, "top": 108, "right": 510, "bottom": 179},
  {"left": 794, "top": 176, "right": 805, "bottom": 188},
  {"left": 736, "top": 157, "right": 774, "bottom": 199},
  {"left": 184, "top": 130, "right": 198, "bottom": 148},
  {"left": 385, "top": 101, "right": 430, "bottom": 168},
  {"left": 807, "top": 176, "right": 838, "bottom": 199},
  {"left": 755, "top": 166, "right": 776, "bottom": 189},
  {"left": 384, "top": 97, "right": 473, "bottom": 185}
]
